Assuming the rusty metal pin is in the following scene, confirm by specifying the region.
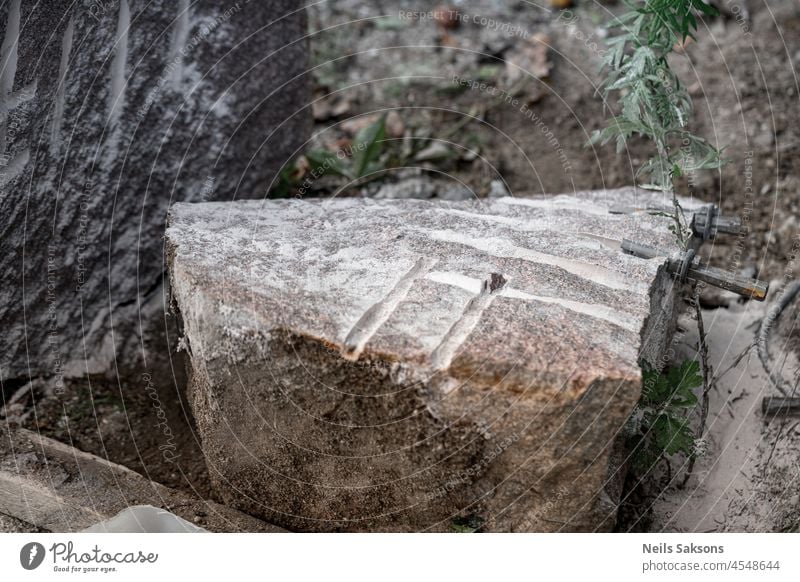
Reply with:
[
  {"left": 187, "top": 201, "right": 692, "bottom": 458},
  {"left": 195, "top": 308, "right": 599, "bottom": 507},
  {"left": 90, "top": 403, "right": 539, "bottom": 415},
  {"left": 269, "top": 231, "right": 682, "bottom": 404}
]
[
  {"left": 621, "top": 239, "right": 769, "bottom": 301},
  {"left": 762, "top": 397, "right": 800, "bottom": 417}
]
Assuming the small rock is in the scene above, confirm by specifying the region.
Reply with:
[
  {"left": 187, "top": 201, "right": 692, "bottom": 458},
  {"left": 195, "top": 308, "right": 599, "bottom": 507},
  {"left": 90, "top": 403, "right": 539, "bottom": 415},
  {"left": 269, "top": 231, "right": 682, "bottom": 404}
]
[
  {"left": 340, "top": 115, "right": 375, "bottom": 136},
  {"left": 436, "top": 183, "right": 474, "bottom": 201},
  {"left": 488, "top": 179, "right": 510, "bottom": 198},
  {"left": 504, "top": 33, "right": 551, "bottom": 86},
  {"left": 433, "top": 5, "right": 460, "bottom": 30},
  {"left": 414, "top": 142, "right": 453, "bottom": 162},
  {"left": 461, "top": 148, "right": 479, "bottom": 162},
  {"left": 312, "top": 93, "right": 353, "bottom": 121},
  {"left": 753, "top": 126, "right": 775, "bottom": 149},
  {"left": 385, "top": 111, "right": 405, "bottom": 138},
  {"left": 373, "top": 177, "right": 437, "bottom": 199},
  {"left": 777, "top": 215, "right": 798, "bottom": 239}
]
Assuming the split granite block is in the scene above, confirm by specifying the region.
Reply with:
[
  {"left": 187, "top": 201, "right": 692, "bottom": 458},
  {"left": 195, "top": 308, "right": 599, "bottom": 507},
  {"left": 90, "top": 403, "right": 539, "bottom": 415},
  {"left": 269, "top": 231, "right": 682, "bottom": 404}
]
[{"left": 166, "top": 187, "right": 686, "bottom": 531}]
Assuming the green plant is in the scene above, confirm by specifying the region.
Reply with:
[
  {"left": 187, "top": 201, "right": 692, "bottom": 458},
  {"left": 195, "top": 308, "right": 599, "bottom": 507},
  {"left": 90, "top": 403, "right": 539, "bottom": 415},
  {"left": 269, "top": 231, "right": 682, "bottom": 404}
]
[
  {"left": 271, "top": 109, "right": 482, "bottom": 198},
  {"left": 592, "top": 2, "right": 724, "bottom": 482},
  {"left": 269, "top": 114, "right": 391, "bottom": 198},
  {"left": 590, "top": 0, "right": 726, "bottom": 248},
  {"left": 269, "top": 163, "right": 300, "bottom": 198},
  {"left": 628, "top": 360, "right": 703, "bottom": 473},
  {"left": 306, "top": 113, "right": 388, "bottom": 181},
  {"left": 450, "top": 514, "right": 485, "bottom": 533}
]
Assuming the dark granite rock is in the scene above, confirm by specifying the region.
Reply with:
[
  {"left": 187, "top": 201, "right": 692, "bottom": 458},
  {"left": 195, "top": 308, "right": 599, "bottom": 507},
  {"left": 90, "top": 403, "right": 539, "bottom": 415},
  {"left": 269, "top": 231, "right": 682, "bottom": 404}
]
[{"left": 0, "top": 0, "right": 311, "bottom": 381}]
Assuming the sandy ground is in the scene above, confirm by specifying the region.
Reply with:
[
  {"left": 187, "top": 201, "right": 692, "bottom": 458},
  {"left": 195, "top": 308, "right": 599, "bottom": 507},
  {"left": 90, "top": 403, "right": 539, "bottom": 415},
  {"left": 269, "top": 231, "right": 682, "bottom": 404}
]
[{"left": 624, "top": 285, "right": 800, "bottom": 532}]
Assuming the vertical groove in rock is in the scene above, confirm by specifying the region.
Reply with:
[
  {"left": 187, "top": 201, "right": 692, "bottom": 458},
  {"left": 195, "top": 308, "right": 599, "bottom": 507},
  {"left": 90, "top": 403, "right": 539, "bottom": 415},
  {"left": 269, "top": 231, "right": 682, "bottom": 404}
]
[
  {"left": 343, "top": 256, "right": 438, "bottom": 360},
  {"left": 50, "top": 16, "right": 74, "bottom": 151},
  {"left": 167, "top": 0, "right": 191, "bottom": 88},
  {"left": 108, "top": 0, "right": 130, "bottom": 127},
  {"left": 430, "top": 272, "right": 507, "bottom": 370},
  {"left": 0, "top": 0, "right": 21, "bottom": 154}
]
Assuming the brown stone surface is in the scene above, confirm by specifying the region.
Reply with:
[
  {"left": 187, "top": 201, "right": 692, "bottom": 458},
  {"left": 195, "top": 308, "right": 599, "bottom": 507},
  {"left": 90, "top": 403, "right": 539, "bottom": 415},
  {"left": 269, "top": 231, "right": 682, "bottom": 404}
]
[
  {"left": 0, "top": 428, "right": 283, "bottom": 532},
  {"left": 166, "top": 188, "right": 687, "bottom": 531}
]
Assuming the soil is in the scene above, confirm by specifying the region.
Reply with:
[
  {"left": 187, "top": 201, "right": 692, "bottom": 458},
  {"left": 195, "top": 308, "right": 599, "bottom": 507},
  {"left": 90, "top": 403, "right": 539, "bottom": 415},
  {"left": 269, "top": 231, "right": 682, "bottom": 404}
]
[
  {"left": 1, "top": 308, "right": 214, "bottom": 508},
  {"left": 2, "top": 360, "right": 213, "bottom": 501}
]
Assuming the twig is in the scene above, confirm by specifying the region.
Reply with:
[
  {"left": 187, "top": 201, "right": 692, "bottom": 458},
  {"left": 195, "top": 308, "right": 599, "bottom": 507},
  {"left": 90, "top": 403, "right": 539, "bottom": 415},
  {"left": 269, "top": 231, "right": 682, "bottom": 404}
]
[
  {"left": 681, "top": 292, "right": 713, "bottom": 487},
  {"left": 714, "top": 343, "right": 752, "bottom": 381}
]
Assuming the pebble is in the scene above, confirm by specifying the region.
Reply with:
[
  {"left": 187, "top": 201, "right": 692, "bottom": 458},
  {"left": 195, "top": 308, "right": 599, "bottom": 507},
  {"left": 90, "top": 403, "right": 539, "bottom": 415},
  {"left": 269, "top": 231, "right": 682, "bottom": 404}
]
[
  {"left": 414, "top": 142, "right": 452, "bottom": 162},
  {"left": 437, "top": 183, "right": 475, "bottom": 201},
  {"left": 753, "top": 127, "right": 775, "bottom": 149},
  {"left": 433, "top": 5, "right": 460, "bottom": 30},
  {"left": 488, "top": 179, "right": 510, "bottom": 198}
]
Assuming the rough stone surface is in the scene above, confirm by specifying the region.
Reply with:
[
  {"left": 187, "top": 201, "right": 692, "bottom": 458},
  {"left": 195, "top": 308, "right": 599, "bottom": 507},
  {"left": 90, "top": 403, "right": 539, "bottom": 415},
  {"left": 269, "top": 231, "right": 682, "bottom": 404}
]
[
  {"left": 0, "top": 0, "right": 311, "bottom": 381},
  {"left": 0, "top": 511, "right": 41, "bottom": 533},
  {"left": 0, "top": 427, "right": 284, "bottom": 532},
  {"left": 166, "top": 187, "right": 686, "bottom": 532}
]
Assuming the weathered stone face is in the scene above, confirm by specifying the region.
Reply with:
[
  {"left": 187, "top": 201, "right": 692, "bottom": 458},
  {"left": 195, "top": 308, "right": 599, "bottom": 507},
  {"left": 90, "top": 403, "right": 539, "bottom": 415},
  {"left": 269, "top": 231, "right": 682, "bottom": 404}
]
[
  {"left": 0, "top": 0, "right": 310, "bottom": 381},
  {"left": 166, "top": 188, "right": 683, "bottom": 532}
]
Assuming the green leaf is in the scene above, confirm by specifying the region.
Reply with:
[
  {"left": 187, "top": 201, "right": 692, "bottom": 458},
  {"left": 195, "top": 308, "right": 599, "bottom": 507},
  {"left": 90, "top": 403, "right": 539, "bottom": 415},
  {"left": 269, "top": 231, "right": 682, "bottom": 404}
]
[
  {"left": 269, "top": 163, "right": 296, "bottom": 198},
  {"left": 351, "top": 114, "right": 387, "bottom": 178},
  {"left": 668, "top": 360, "right": 702, "bottom": 392},
  {"left": 450, "top": 514, "right": 485, "bottom": 533},
  {"left": 692, "top": 0, "right": 720, "bottom": 17},
  {"left": 637, "top": 360, "right": 703, "bottom": 465},
  {"left": 374, "top": 16, "right": 405, "bottom": 30},
  {"left": 306, "top": 149, "right": 352, "bottom": 179},
  {"left": 686, "top": 11, "right": 698, "bottom": 33},
  {"left": 652, "top": 414, "right": 694, "bottom": 456}
]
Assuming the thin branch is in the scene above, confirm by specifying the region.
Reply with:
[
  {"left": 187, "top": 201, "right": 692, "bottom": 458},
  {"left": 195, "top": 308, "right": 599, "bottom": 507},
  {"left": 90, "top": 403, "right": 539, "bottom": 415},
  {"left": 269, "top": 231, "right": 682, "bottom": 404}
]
[{"left": 681, "top": 291, "right": 713, "bottom": 487}]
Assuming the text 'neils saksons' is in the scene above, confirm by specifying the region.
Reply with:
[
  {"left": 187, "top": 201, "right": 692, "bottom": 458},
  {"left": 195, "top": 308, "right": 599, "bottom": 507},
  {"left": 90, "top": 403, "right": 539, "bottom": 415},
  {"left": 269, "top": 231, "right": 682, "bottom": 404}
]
[{"left": 643, "top": 543, "right": 724, "bottom": 554}]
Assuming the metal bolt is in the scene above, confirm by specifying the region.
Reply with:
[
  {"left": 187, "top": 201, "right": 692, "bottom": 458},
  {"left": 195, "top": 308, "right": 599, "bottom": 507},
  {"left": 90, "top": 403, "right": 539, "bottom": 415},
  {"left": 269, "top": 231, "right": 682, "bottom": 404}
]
[
  {"left": 762, "top": 397, "right": 800, "bottom": 417},
  {"left": 621, "top": 239, "right": 769, "bottom": 301},
  {"left": 608, "top": 204, "right": 743, "bottom": 238}
]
